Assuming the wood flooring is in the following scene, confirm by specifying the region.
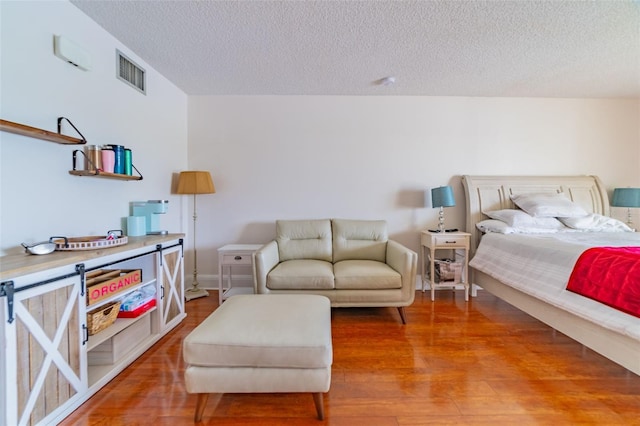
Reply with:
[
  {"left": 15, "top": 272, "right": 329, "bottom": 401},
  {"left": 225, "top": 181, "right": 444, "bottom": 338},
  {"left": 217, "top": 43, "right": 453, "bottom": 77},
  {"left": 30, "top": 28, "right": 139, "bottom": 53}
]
[{"left": 60, "top": 290, "right": 640, "bottom": 425}]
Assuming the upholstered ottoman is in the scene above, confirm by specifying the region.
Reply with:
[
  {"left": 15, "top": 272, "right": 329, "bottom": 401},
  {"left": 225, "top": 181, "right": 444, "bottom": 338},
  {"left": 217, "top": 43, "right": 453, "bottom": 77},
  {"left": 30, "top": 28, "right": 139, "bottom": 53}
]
[{"left": 183, "top": 294, "right": 333, "bottom": 421}]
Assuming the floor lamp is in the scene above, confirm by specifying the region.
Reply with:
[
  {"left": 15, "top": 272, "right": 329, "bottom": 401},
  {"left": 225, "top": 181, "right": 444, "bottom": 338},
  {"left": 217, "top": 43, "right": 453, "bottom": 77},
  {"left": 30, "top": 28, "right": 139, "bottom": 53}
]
[{"left": 177, "top": 171, "right": 216, "bottom": 301}]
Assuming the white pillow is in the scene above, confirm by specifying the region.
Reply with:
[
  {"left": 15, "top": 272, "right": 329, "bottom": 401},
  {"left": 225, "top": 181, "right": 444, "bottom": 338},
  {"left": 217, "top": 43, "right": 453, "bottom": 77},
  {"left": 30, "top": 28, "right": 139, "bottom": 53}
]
[
  {"left": 476, "top": 219, "right": 515, "bottom": 234},
  {"left": 559, "top": 214, "right": 634, "bottom": 232},
  {"left": 484, "top": 209, "right": 566, "bottom": 230},
  {"left": 510, "top": 192, "right": 588, "bottom": 218}
]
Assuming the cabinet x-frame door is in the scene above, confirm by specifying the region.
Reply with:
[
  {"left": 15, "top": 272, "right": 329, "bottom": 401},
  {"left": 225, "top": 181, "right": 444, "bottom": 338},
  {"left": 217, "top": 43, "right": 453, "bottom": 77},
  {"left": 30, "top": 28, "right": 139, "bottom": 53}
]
[
  {"left": 2, "top": 275, "right": 86, "bottom": 426},
  {"left": 158, "top": 244, "right": 185, "bottom": 331}
]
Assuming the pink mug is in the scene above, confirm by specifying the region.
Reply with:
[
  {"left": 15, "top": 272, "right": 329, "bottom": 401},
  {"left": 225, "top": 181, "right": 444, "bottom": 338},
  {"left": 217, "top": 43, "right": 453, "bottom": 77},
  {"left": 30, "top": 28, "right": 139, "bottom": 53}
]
[{"left": 101, "top": 149, "right": 115, "bottom": 173}]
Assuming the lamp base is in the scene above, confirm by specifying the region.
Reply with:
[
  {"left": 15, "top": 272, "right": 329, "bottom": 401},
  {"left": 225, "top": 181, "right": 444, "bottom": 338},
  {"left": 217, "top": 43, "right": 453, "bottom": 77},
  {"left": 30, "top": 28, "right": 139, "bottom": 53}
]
[
  {"left": 185, "top": 287, "right": 209, "bottom": 301},
  {"left": 437, "top": 206, "right": 446, "bottom": 233}
]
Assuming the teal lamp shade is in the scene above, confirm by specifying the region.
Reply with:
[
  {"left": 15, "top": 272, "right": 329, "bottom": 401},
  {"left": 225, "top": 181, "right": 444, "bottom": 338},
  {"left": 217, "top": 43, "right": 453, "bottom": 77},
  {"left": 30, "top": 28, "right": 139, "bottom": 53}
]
[
  {"left": 611, "top": 188, "right": 640, "bottom": 208},
  {"left": 431, "top": 186, "right": 456, "bottom": 208},
  {"left": 611, "top": 187, "right": 640, "bottom": 227}
]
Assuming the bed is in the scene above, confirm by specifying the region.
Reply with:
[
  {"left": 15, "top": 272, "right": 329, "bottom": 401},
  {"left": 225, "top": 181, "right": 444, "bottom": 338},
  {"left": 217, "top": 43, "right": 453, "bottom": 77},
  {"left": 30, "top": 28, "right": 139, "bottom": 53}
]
[{"left": 462, "top": 175, "right": 640, "bottom": 376}]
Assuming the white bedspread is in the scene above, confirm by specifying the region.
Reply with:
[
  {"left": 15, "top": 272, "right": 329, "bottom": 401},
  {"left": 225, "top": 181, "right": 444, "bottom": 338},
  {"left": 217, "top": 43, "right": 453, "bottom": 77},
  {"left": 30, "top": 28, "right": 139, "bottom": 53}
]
[{"left": 469, "top": 232, "right": 640, "bottom": 340}]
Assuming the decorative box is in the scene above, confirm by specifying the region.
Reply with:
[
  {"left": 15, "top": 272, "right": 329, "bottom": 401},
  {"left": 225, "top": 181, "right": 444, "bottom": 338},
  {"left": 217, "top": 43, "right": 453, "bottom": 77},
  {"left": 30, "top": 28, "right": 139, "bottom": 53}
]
[
  {"left": 117, "top": 298, "right": 156, "bottom": 318},
  {"left": 86, "top": 269, "right": 142, "bottom": 306}
]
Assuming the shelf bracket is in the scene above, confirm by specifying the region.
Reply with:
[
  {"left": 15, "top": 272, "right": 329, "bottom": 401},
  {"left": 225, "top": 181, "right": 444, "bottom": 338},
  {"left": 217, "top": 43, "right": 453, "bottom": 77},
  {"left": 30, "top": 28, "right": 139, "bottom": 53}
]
[
  {"left": 132, "top": 163, "right": 144, "bottom": 180},
  {"left": 58, "top": 117, "right": 87, "bottom": 143},
  {"left": 72, "top": 149, "right": 97, "bottom": 172},
  {"left": 0, "top": 281, "right": 15, "bottom": 324}
]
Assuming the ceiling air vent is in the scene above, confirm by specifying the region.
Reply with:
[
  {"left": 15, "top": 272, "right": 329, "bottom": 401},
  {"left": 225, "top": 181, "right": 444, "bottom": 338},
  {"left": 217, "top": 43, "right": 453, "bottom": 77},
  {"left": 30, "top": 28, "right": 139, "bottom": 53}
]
[{"left": 116, "top": 50, "right": 146, "bottom": 94}]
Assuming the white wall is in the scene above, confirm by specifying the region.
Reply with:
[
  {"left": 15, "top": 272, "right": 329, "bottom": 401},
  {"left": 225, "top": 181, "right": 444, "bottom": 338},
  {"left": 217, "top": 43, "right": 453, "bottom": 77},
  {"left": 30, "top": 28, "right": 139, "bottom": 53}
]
[
  {"left": 2, "top": 2, "right": 638, "bottom": 287},
  {"left": 0, "top": 1, "right": 189, "bottom": 256},
  {"left": 188, "top": 96, "right": 639, "bottom": 287}
]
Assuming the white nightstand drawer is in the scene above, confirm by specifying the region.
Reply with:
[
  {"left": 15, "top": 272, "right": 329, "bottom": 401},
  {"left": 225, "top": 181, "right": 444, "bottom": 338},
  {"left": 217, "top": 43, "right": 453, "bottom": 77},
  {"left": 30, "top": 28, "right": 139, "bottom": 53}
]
[
  {"left": 433, "top": 235, "right": 468, "bottom": 247},
  {"left": 222, "top": 254, "right": 252, "bottom": 265}
]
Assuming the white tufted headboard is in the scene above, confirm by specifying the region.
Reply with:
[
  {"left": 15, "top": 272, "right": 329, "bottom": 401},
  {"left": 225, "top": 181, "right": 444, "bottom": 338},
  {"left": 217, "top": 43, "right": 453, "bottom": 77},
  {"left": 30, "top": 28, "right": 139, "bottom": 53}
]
[{"left": 461, "top": 175, "right": 609, "bottom": 255}]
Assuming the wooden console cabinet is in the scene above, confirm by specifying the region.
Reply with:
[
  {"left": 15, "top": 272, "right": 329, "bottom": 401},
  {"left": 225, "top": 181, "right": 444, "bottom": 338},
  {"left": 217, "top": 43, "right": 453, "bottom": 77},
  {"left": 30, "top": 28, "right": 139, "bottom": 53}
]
[{"left": 0, "top": 234, "right": 185, "bottom": 426}]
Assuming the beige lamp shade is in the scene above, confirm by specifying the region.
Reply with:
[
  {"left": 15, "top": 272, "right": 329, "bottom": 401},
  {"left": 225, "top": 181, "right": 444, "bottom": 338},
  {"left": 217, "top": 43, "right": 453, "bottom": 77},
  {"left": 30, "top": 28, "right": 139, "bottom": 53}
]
[{"left": 176, "top": 171, "right": 216, "bottom": 195}]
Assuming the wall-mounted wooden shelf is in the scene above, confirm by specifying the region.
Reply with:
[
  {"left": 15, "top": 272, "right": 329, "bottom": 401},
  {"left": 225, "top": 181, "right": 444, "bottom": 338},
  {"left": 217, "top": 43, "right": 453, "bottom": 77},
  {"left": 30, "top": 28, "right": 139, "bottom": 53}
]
[
  {"left": 69, "top": 170, "right": 143, "bottom": 181},
  {"left": 70, "top": 149, "right": 143, "bottom": 181},
  {"left": 3, "top": 118, "right": 142, "bottom": 181},
  {"left": 0, "top": 118, "right": 86, "bottom": 145}
]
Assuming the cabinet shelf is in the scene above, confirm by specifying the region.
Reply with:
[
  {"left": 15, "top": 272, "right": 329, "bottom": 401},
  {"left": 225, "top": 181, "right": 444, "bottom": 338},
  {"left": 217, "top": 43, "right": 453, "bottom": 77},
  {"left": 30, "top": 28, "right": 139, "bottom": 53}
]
[
  {"left": 69, "top": 170, "right": 143, "bottom": 181},
  {"left": 0, "top": 118, "right": 86, "bottom": 145},
  {"left": 87, "top": 307, "right": 156, "bottom": 350}
]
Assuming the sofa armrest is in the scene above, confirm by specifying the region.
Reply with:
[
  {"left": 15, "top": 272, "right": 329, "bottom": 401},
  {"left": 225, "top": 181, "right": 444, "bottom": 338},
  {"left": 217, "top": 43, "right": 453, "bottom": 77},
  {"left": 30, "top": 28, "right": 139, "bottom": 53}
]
[
  {"left": 253, "top": 241, "right": 280, "bottom": 293},
  {"left": 386, "top": 240, "right": 418, "bottom": 301}
]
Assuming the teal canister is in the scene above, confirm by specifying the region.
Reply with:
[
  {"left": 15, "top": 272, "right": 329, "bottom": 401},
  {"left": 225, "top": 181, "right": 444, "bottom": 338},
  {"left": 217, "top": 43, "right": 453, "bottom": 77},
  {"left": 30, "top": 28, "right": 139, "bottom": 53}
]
[
  {"left": 124, "top": 149, "right": 132, "bottom": 175},
  {"left": 108, "top": 144, "right": 125, "bottom": 174}
]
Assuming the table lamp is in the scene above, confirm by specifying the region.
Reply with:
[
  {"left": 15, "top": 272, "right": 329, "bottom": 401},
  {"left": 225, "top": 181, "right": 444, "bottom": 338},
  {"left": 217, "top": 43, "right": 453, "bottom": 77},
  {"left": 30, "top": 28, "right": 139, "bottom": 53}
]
[
  {"left": 431, "top": 185, "right": 455, "bottom": 233},
  {"left": 611, "top": 187, "right": 640, "bottom": 227},
  {"left": 177, "top": 171, "right": 216, "bottom": 301}
]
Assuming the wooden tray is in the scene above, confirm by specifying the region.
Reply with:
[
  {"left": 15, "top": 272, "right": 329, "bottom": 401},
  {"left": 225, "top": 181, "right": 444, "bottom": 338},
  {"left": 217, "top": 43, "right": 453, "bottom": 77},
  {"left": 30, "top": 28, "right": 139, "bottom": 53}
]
[{"left": 52, "top": 235, "right": 128, "bottom": 251}]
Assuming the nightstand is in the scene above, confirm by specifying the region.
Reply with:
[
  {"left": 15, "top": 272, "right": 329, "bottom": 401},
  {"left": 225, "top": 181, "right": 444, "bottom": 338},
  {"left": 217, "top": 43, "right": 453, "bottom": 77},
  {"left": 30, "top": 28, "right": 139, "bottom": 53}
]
[
  {"left": 420, "top": 231, "right": 471, "bottom": 302},
  {"left": 217, "top": 244, "right": 263, "bottom": 304}
]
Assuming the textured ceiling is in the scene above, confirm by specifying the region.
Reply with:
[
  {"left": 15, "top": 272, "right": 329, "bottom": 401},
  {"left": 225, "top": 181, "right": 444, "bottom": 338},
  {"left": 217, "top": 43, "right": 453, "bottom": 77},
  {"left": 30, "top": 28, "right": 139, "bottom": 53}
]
[{"left": 71, "top": 0, "right": 640, "bottom": 97}]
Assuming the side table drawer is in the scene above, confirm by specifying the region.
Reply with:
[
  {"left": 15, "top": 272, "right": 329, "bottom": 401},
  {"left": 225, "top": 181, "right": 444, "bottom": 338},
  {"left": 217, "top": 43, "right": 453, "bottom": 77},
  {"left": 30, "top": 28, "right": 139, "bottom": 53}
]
[
  {"left": 433, "top": 235, "right": 468, "bottom": 247},
  {"left": 222, "top": 254, "right": 252, "bottom": 265}
]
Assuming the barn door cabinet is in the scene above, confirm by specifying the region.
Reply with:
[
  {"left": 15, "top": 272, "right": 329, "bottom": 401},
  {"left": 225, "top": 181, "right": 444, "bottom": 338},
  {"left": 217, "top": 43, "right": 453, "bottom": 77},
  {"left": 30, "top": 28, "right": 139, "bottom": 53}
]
[{"left": 0, "top": 234, "right": 184, "bottom": 426}]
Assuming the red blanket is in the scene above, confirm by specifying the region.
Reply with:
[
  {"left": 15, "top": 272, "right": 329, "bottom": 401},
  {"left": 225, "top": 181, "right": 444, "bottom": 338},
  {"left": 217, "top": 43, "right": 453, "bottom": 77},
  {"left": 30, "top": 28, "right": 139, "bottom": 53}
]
[{"left": 566, "top": 246, "right": 640, "bottom": 318}]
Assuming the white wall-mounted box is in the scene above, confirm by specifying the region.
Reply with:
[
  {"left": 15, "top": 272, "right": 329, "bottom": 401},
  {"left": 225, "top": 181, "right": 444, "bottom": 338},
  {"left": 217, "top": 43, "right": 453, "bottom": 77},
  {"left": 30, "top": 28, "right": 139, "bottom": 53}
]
[{"left": 54, "top": 34, "right": 91, "bottom": 70}]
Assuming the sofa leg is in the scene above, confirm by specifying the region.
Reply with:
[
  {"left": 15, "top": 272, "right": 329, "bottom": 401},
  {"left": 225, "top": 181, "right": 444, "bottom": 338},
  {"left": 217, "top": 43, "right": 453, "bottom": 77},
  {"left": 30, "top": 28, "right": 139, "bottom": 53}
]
[
  {"left": 312, "top": 392, "right": 325, "bottom": 420},
  {"left": 397, "top": 306, "right": 407, "bottom": 324},
  {"left": 194, "top": 393, "right": 209, "bottom": 422}
]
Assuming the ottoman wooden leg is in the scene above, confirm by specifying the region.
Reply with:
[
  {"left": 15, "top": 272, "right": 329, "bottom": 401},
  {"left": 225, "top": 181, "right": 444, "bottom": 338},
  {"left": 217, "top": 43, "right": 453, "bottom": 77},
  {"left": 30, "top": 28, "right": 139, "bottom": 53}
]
[
  {"left": 194, "top": 393, "right": 209, "bottom": 422},
  {"left": 312, "top": 392, "right": 324, "bottom": 420},
  {"left": 397, "top": 306, "right": 407, "bottom": 324}
]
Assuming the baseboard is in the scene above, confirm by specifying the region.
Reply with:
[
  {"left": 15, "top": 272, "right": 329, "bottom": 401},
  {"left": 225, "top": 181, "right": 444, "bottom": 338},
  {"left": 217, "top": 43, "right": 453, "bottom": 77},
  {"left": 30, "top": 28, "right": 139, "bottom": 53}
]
[
  {"left": 185, "top": 274, "right": 253, "bottom": 290},
  {"left": 188, "top": 274, "right": 477, "bottom": 294}
]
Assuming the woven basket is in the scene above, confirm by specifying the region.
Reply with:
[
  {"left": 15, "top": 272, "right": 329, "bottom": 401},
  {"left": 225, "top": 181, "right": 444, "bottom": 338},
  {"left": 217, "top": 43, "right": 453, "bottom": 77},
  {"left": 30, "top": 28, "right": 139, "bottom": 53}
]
[
  {"left": 435, "top": 259, "right": 462, "bottom": 282},
  {"left": 87, "top": 301, "right": 121, "bottom": 335}
]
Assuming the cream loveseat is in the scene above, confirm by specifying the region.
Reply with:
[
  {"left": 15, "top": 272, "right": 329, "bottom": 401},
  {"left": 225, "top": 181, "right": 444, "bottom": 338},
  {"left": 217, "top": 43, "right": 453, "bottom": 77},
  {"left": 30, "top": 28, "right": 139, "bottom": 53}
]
[{"left": 253, "top": 219, "right": 418, "bottom": 323}]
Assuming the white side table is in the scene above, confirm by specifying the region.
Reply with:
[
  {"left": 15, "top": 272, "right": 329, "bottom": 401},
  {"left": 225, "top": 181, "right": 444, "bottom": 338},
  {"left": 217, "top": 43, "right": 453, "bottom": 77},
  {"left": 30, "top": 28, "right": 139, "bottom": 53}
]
[
  {"left": 217, "top": 244, "right": 263, "bottom": 304},
  {"left": 420, "top": 231, "right": 471, "bottom": 302}
]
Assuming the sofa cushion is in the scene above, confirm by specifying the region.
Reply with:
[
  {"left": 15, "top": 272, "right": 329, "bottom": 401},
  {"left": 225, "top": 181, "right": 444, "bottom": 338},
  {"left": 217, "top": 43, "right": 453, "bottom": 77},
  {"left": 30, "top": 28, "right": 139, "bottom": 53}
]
[
  {"left": 277, "top": 219, "right": 332, "bottom": 262},
  {"left": 334, "top": 260, "right": 402, "bottom": 290},
  {"left": 267, "top": 259, "right": 335, "bottom": 290},
  {"left": 332, "top": 219, "right": 388, "bottom": 263}
]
